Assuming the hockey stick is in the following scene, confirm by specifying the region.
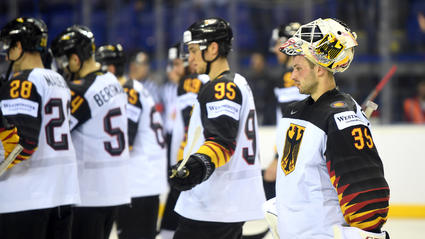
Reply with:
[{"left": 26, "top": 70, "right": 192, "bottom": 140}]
[
  {"left": 169, "top": 126, "right": 202, "bottom": 178},
  {"left": 363, "top": 100, "right": 378, "bottom": 119},
  {"left": 0, "top": 144, "right": 24, "bottom": 177},
  {"left": 360, "top": 65, "right": 397, "bottom": 118},
  {"left": 361, "top": 65, "right": 397, "bottom": 107}
]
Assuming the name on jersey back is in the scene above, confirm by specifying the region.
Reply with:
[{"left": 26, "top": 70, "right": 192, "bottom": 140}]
[
  {"left": 93, "top": 84, "right": 125, "bottom": 107},
  {"left": 45, "top": 74, "right": 68, "bottom": 89}
]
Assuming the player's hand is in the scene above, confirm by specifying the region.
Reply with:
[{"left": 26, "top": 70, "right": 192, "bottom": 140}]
[{"left": 169, "top": 153, "right": 215, "bottom": 191}]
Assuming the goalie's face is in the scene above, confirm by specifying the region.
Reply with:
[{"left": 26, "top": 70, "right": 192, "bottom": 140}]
[{"left": 290, "top": 55, "right": 318, "bottom": 96}]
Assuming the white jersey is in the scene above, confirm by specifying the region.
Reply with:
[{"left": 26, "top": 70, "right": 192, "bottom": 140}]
[
  {"left": 170, "top": 74, "right": 205, "bottom": 165},
  {"left": 275, "top": 89, "right": 389, "bottom": 238},
  {"left": 274, "top": 68, "right": 307, "bottom": 127},
  {"left": 0, "top": 68, "right": 80, "bottom": 213},
  {"left": 161, "top": 81, "right": 178, "bottom": 135},
  {"left": 170, "top": 104, "right": 184, "bottom": 165},
  {"left": 175, "top": 72, "right": 265, "bottom": 222},
  {"left": 120, "top": 77, "right": 167, "bottom": 197},
  {"left": 69, "top": 71, "right": 130, "bottom": 207}
]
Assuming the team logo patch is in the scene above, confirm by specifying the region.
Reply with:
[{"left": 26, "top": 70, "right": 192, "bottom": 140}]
[
  {"left": 315, "top": 33, "right": 345, "bottom": 60},
  {"left": 126, "top": 104, "right": 142, "bottom": 123},
  {"left": 281, "top": 123, "right": 305, "bottom": 175},
  {"left": 330, "top": 101, "right": 347, "bottom": 108}
]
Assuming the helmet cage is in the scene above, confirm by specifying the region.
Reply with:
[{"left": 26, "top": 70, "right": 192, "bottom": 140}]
[
  {"left": 269, "top": 22, "right": 301, "bottom": 52},
  {"left": 280, "top": 18, "right": 357, "bottom": 73}
]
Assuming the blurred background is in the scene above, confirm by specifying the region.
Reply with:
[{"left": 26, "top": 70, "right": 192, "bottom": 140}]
[
  {"left": 2, "top": 1, "right": 425, "bottom": 238},
  {"left": 1, "top": 0, "right": 425, "bottom": 124}
]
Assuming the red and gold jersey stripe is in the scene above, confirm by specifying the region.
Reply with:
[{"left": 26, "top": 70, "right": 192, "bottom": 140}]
[
  {"left": 197, "top": 141, "right": 232, "bottom": 168},
  {"left": 328, "top": 160, "right": 389, "bottom": 231}
]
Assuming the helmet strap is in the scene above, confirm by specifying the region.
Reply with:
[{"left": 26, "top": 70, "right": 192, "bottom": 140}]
[
  {"left": 67, "top": 54, "right": 84, "bottom": 79},
  {"left": 6, "top": 46, "right": 25, "bottom": 64},
  {"left": 3, "top": 47, "right": 25, "bottom": 81},
  {"left": 77, "top": 60, "right": 84, "bottom": 74},
  {"left": 4, "top": 60, "right": 14, "bottom": 82},
  {"left": 201, "top": 47, "right": 219, "bottom": 75},
  {"left": 65, "top": 65, "right": 75, "bottom": 82},
  {"left": 14, "top": 50, "right": 25, "bottom": 62}
]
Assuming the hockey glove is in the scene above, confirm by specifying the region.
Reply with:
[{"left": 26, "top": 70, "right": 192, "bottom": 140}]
[
  {"left": 0, "top": 118, "right": 22, "bottom": 170},
  {"left": 169, "top": 153, "right": 215, "bottom": 191}
]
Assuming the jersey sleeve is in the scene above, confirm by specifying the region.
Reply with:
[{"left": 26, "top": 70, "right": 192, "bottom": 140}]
[
  {"left": 178, "top": 75, "right": 203, "bottom": 129},
  {"left": 68, "top": 81, "right": 91, "bottom": 130},
  {"left": 196, "top": 77, "right": 242, "bottom": 168},
  {"left": 326, "top": 110, "right": 389, "bottom": 232},
  {"left": 176, "top": 75, "right": 203, "bottom": 161},
  {"left": 0, "top": 73, "right": 42, "bottom": 164},
  {"left": 123, "top": 85, "right": 142, "bottom": 149},
  {"left": 176, "top": 106, "right": 192, "bottom": 162}
]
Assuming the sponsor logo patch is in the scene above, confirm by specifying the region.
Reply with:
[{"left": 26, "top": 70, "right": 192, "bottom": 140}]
[
  {"left": 1, "top": 98, "right": 39, "bottom": 117},
  {"left": 126, "top": 104, "right": 142, "bottom": 122},
  {"left": 206, "top": 99, "right": 241, "bottom": 120},
  {"left": 334, "top": 111, "right": 366, "bottom": 130}
]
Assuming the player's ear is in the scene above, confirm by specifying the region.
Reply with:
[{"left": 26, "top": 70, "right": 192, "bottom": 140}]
[
  {"left": 316, "top": 65, "right": 328, "bottom": 77},
  {"left": 207, "top": 42, "right": 219, "bottom": 57},
  {"left": 69, "top": 53, "right": 80, "bottom": 65},
  {"left": 14, "top": 41, "right": 23, "bottom": 52},
  {"left": 8, "top": 41, "right": 23, "bottom": 61}
]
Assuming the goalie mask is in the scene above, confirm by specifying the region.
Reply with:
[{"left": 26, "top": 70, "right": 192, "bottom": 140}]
[{"left": 279, "top": 18, "right": 358, "bottom": 73}]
